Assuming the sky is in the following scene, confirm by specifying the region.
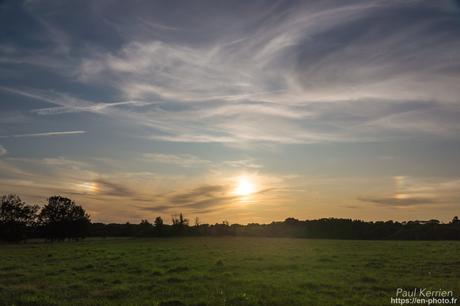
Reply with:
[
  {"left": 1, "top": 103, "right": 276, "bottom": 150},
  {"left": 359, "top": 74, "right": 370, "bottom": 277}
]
[{"left": 1, "top": 0, "right": 460, "bottom": 224}]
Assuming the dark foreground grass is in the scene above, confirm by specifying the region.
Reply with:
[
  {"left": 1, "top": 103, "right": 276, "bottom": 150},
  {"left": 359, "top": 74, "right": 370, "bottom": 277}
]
[{"left": 0, "top": 237, "right": 459, "bottom": 306}]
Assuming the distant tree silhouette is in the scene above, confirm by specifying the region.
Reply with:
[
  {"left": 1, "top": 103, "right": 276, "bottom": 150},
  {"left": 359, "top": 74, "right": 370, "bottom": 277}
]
[
  {"left": 154, "top": 216, "right": 164, "bottom": 227},
  {"left": 172, "top": 213, "right": 188, "bottom": 235},
  {"left": 179, "top": 214, "right": 188, "bottom": 226},
  {"left": 2, "top": 193, "right": 460, "bottom": 241},
  {"left": 138, "top": 219, "right": 153, "bottom": 237},
  {"left": 172, "top": 213, "right": 188, "bottom": 227},
  {"left": 0, "top": 194, "right": 38, "bottom": 242},
  {"left": 84, "top": 213, "right": 460, "bottom": 240},
  {"left": 154, "top": 216, "right": 164, "bottom": 236},
  {"left": 39, "top": 196, "right": 90, "bottom": 241}
]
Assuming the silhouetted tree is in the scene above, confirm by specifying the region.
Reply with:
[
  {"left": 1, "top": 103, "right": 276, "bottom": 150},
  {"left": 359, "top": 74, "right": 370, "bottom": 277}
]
[
  {"left": 0, "top": 194, "right": 38, "bottom": 242},
  {"left": 172, "top": 213, "right": 188, "bottom": 227},
  {"left": 138, "top": 219, "right": 153, "bottom": 237},
  {"left": 172, "top": 213, "right": 188, "bottom": 235},
  {"left": 39, "top": 196, "right": 90, "bottom": 241},
  {"left": 81, "top": 215, "right": 460, "bottom": 240},
  {"left": 154, "top": 216, "right": 164, "bottom": 236},
  {"left": 2, "top": 192, "right": 460, "bottom": 241},
  {"left": 154, "top": 216, "right": 164, "bottom": 227}
]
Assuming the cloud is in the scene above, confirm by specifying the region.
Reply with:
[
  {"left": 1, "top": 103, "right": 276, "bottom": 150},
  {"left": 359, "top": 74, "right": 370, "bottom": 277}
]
[
  {"left": 360, "top": 176, "right": 460, "bottom": 208},
  {"left": 221, "top": 159, "right": 263, "bottom": 169},
  {"left": 3, "top": 1, "right": 460, "bottom": 145},
  {"left": 1, "top": 1, "right": 460, "bottom": 223},
  {"left": 142, "top": 153, "right": 264, "bottom": 170},
  {"left": 138, "top": 184, "right": 233, "bottom": 213},
  {"left": 0, "top": 145, "right": 6, "bottom": 157},
  {"left": 137, "top": 183, "right": 275, "bottom": 214},
  {"left": 6, "top": 89, "right": 460, "bottom": 145},
  {"left": 31, "top": 101, "right": 152, "bottom": 115},
  {"left": 74, "top": 1, "right": 460, "bottom": 141},
  {"left": 360, "top": 196, "right": 435, "bottom": 207},
  {"left": 142, "top": 153, "right": 211, "bottom": 168},
  {"left": 41, "top": 157, "right": 89, "bottom": 171},
  {"left": 93, "top": 178, "right": 134, "bottom": 197},
  {"left": 0, "top": 131, "right": 86, "bottom": 138},
  {"left": 0, "top": 86, "right": 93, "bottom": 109},
  {"left": 168, "top": 185, "right": 226, "bottom": 204},
  {"left": 0, "top": 149, "right": 285, "bottom": 221}
]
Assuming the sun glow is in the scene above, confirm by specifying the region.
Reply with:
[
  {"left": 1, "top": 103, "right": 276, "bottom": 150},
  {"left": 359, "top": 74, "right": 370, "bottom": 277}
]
[
  {"left": 78, "top": 182, "right": 98, "bottom": 193},
  {"left": 235, "top": 177, "right": 254, "bottom": 196}
]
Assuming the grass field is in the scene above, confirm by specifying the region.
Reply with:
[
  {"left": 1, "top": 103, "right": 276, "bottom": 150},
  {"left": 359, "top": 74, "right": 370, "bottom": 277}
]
[{"left": 0, "top": 237, "right": 459, "bottom": 306}]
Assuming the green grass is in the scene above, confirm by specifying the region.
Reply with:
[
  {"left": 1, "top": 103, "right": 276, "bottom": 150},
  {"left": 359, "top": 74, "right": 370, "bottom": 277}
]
[{"left": 0, "top": 237, "right": 459, "bottom": 305}]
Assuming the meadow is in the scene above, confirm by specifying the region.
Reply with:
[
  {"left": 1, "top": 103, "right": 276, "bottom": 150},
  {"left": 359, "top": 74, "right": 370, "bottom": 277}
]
[{"left": 0, "top": 237, "right": 459, "bottom": 306}]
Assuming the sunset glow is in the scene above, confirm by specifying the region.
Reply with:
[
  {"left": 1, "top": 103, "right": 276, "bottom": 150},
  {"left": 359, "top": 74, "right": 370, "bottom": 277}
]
[
  {"left": 235, "top": 177, "right": 254, "bottom": 197},
  {"left": 0, "top": 2, "right": 458, "bottom": 305},
  {"left": 0, "top": 0, "right": 459, "bottom": 224}
]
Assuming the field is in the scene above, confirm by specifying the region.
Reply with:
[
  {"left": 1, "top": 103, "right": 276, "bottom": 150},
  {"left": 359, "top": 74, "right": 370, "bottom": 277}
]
[{"left": 0, "top": 237, "right": 459, "bottom": 306}]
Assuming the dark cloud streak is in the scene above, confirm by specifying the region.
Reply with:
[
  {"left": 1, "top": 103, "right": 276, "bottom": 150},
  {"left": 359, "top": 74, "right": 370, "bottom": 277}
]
[
  {"left": 359, "top": 196, "right": 436, "bottom": 207},
  {"left": 137, "top": 185, "right": 274, "bottom": 213}
]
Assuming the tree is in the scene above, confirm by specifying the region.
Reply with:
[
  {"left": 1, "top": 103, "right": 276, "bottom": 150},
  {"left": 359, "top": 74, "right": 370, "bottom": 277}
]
[
  {"left": 172, "top": 213, "right": 188, "bottom": 235},
  {"left": 138, "top": 219, "right": 153, "bottom": 237},
  {"left": 0, "top": 194, "right": 38, "bottom": 242},
  {"left": 39, "top": 196, "right": 90, "bottom": 241},
  {"left": 154, "top": 216, "right": 164, "bottom": 227},
  {"left": 172, "top": 213, "right": 188, "bottom": 226},
  {"left": 154, "top": 216, "right": 164, "bottom": 236}
]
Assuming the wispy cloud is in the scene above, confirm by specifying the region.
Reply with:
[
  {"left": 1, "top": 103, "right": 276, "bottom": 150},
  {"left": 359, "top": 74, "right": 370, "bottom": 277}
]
[
  {"left": 360, "top": 176, "right": 460, "bottom": 208},
  {"left": 3, "top": 1, "right": 460, "bottom": 145},
  {"left": 142, "top": 153, "right": 263, "bottom": 169},
  {"left": 359, "top": 196, "right": 435, "bottom": 207},
  {"left": 0, "top": 145, "right": 6, "bottom": 157},
  {"left": 0, "top": 131, "right": 86, "bottom": 138},
  {"left": 142, "top": 153, "right": 211, "bottom": 168},
  {"left": 138, "top": 184, "right": 272, "bottom": 213},
  {"left": 1, "top": 0, "right": 460, "bottom": 223},
  {"left": 41, "top": 157, "right": 89, "bottom": 170},
  {"left": 92, "top": 178, "right": 135, "bottom": 197},
  {"left": 31, "top": 101, "right": 153, "bottom": 115},
  {"left": 78, "top": 2, "right": 460, "bottom": 143},
  {"left": 222, "top": 159, "right": 263, "bottom": 169}
]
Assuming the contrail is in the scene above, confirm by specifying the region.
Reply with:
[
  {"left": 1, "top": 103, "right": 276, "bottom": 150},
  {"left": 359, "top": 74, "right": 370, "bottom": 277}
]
[{"left": 0, "top": 131, "right": 86, "bottom": 138}]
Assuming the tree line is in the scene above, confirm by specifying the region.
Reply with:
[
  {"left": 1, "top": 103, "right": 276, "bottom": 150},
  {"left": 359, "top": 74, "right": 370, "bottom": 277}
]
[
  {"left": 89, "top": 216, "right": 460, "bottom": 240},
  {"left": 0, "top": 194, "right": 90, "bottom": 242},
  {"left": 1, "top": 194, "right": 460, "bottom": 242}
]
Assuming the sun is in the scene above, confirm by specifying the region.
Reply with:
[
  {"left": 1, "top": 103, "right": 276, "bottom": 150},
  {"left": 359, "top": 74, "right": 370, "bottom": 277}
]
[{"left": 235, "top": 177, "right": 254, "bottom": 196}]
